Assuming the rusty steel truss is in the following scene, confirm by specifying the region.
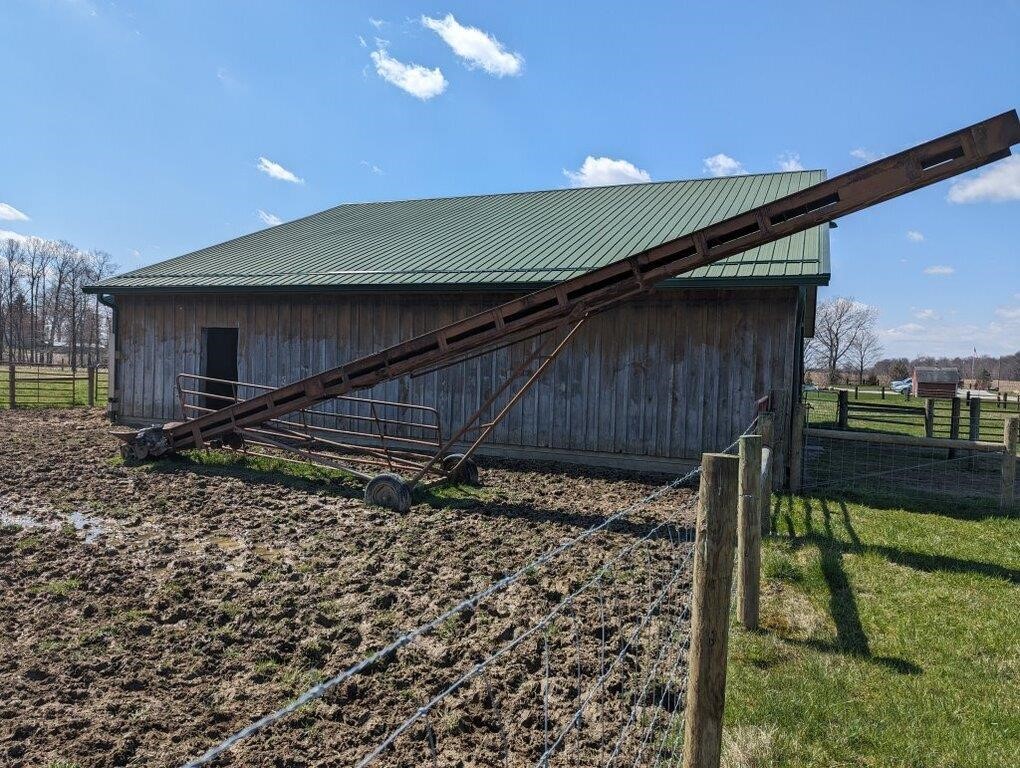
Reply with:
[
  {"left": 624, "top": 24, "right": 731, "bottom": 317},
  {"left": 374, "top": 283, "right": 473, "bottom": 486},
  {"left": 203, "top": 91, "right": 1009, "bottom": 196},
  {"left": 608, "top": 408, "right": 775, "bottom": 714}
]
[{"left": 119, "top": 110, "right": 1020, "bottom": 509}]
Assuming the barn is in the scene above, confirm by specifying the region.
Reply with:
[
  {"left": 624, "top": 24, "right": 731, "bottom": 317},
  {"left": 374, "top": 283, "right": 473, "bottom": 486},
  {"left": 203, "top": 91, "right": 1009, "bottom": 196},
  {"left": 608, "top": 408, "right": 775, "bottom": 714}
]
[
  {"left": 84, "top": 171, "right": 830, "bottom": 476},
  {"left": 912, "top": 367, "right": 961, "bottom": 398}
]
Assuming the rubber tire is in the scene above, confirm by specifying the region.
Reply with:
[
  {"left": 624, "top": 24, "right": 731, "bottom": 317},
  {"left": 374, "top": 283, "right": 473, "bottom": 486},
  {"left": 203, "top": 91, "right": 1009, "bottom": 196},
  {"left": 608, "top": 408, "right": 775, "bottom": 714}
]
[
  {"left": 224, "top": 432, "right": 245, "bottom": 450},
  {"left": 364, "top": 473, "right": 412, "bottom": 513},
  {"left": 131, "top": 443, "right": 150, "bottom": 461},
  {"left": 441, "top": 454, "right": 480, "bottom": 486}
]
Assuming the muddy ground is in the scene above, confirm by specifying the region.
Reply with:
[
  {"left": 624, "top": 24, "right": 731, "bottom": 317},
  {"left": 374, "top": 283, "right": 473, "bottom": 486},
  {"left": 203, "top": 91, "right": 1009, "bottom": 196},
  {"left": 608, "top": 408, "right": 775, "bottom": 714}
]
[{"left": 1, "top": 409, "right": 698, "bottom": 767}]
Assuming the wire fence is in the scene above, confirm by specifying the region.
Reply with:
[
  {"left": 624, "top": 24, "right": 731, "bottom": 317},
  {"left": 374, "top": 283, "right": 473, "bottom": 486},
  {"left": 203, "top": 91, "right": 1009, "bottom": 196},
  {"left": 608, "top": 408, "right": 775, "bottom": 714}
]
[
  {"left": 802, "top": 432, "right": 1015, "bottom": 504},
  {"left": 180, "top": 417, "right": 760, "bottom": 768},
  {"left": 804, "top": 389, "right": 1020, "bottom": 448},
  {"left": 0, "top": 362, "right": 108, "bottom": 408}
]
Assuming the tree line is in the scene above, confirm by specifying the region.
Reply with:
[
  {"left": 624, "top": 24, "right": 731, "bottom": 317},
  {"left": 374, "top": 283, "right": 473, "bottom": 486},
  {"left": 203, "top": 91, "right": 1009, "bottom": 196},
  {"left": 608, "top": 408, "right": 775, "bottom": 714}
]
[
  {"left": 806, "top": 295, "right": 1019, "bottom": 387},
  {"left": 1, "top": 236, "right": 117, "bottom": 368}
]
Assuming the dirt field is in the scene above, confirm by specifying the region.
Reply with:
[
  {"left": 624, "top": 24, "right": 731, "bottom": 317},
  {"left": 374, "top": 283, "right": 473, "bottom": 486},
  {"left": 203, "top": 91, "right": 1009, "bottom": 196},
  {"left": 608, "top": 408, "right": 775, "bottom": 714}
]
[{"left": 1, "top": 409, "right": 697, "bottom": 767}]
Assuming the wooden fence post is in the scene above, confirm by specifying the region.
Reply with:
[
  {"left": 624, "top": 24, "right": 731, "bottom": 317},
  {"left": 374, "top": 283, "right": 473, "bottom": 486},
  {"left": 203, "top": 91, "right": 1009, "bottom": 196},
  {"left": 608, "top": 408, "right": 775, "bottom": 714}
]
[
  {"left": 1002, "top": 417, "right": 1018, "bottom": 512},
  {"left": 758, "top": 412, "right": 775, "bottom": 537},
  {"left": 737, "top": 435, "right": 762, "bottom": 630},
  {"left": 682, "top": 452, "right": 739, "bottom": 768},
  {"left": 854, "top": 385, "right": 859, "bottom": 400},
  {"left": 949, "top": 397, "right": 961, "bottom": 439},
  {"left": 881, "top": 386, "right": 885, "bottom": 399},
  {"left": 924, "top": 399, "right": 935, "bottom": 438},
  {"left": 7, "top": 363, "right": 14, "bottom": 409},
  {"left": 789, "top": 402, "right": 804, "bottom": 493},
  {"left": 87, "top": 365, "right": 96, "bottom": 407},
  {"left": 969, "top": 397, "right": 981, "bottom": 440},
  {"left": 837, "top": 389, "right": 849, "bottom": 429},
  {"left": 949, "top": 396, "right": 961, "bottom": 460}
]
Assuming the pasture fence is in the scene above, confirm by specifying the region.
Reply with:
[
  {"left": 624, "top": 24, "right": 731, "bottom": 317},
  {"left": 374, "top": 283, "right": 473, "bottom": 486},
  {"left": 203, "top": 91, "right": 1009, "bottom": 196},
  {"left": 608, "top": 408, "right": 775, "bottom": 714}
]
[
  {"left": 2, "top": 361, "right": 107, "bottom": 409},
  {"left": 799, "top": 417, "right": 1018, "bottom": 511},
  {"left": 179, "top": 414, "right": 770, "bottom": 768},
  {"left": 806, "top": 389, "right": 1020, "bottom": 449}
]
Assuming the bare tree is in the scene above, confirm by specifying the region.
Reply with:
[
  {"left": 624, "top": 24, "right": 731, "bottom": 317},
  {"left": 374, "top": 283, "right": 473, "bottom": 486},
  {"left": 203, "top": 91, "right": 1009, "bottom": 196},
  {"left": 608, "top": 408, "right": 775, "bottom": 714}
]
[
  {"left": 1, "top": 239, "right": 26, "bottom": 361},
  {"left": 850, "top": 327, "right": 883, "bottom": 383},
  {"left": 0, "top": 234, "right": 115, "bottom": 367},
  {"left": 23, "top": 236, "right": 52, "bottom": 363},
  {"left": 805, "top": 296, "right": 879, "bottom": 384}
]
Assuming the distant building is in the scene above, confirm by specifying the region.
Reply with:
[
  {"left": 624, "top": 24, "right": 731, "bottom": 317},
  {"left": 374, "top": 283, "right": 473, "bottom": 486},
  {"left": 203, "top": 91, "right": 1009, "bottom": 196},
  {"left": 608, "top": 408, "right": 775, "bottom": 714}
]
[{"left": 912, "top": 367, "right": 961, "bottom": 399}]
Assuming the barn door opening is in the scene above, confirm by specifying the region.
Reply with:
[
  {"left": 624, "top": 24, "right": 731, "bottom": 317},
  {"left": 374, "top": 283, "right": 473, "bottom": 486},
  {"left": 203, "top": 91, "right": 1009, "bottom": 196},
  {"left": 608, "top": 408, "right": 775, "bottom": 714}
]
[{"left": 202, "top": 327, "right": 239, "bottom": 411}]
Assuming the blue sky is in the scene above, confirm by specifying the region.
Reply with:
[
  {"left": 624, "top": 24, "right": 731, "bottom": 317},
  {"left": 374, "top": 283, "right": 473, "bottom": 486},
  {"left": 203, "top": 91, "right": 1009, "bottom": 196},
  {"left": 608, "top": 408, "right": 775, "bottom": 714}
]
[{"left": 2, "top": 0, "right": 1018, "bottom": 358}]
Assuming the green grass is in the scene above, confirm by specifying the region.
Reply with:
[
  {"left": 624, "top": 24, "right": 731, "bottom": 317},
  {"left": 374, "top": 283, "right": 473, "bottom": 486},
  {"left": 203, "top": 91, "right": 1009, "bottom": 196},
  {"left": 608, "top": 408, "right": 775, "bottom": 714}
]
[
  {"left": 723, "top": 492, "right": 1020, "bottom": 767},
  {"left": 805, "top": 389, "right": 1019, "bottom": 449},
  {"left": 0, "top": 365, "right": 108, "bottom": 408}
]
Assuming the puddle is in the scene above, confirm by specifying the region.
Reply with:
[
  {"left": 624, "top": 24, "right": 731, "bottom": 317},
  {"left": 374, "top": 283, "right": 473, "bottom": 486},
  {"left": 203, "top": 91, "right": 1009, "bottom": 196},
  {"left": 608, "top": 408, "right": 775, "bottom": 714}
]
[
  {"left": 0, "top": 493, "right": 107, "bottom": 544},
  {"left": 68, "top": 510, "right": 105, "bottom": 544},
  {"left": 0, "top": 511, "right": 51, "bottom": 530}
]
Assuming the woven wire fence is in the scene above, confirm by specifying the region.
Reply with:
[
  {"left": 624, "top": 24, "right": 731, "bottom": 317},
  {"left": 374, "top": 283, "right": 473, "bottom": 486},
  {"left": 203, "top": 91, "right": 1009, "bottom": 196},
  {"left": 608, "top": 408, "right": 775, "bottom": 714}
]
[
  {"left": 180, "top": 417, "right": 760, "bottom": 768},
  {"left": 802, "top": 433, "right": 1011, "bottom": 503}
]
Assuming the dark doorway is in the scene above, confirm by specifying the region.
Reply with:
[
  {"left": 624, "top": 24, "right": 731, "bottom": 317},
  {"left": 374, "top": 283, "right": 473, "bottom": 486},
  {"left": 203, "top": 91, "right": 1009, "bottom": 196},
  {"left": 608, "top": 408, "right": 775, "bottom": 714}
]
[{"left": 203, "top": 327, "right": 239, "bottom": 411}]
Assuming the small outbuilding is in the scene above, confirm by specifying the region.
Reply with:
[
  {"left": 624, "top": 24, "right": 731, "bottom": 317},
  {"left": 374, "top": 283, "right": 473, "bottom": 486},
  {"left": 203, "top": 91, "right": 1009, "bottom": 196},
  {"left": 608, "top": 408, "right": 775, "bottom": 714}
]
[
  {"left": 912, "top": 367, "right": 961, "bottom": 399},
  {"left": 86, "top": 172, "right": 831, "bottom": 474}
]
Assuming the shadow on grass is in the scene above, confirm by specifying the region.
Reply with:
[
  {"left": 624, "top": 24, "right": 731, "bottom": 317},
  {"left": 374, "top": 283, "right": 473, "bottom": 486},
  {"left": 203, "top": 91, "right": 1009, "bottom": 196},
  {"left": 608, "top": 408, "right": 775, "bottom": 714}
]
[
  {"left": 776, "top": 494, "right": 1019, "bottom": 585},
  {"left": 140, "top": 450, "right": 366, "bottom": 499},
  {"left": 767, "top": 493, "right": 924, "bottom": 675}
]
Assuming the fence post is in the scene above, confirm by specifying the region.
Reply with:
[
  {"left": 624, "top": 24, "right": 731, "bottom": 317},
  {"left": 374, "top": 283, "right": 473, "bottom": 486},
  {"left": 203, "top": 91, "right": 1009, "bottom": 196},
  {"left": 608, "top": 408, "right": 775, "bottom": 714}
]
[
  {"left": 682, "top": 452, "right": 739, "bottom": 768},
  {"left": 950, "top": 396, "right": 961, "bottom": 439},
  {"left": 737, "top": 435, "right": 762, "bottom": 630},
  {"left": 924, "top": 399, "right": 935, "bottom": 438},
  {"left": 87, "top": 365, "right": 96, "bottom": 407},
  {"left": 758, "top": 412, "right": 775, "bottom": 537},
  {"left": 7, "top": 363, "right": 14, "bottom": 409},
  {"left": 969, "top": 397, "right": 981, "bottom": 441},
  {"left": 881, "top": 386, "right": 885, "bottom": 399},
  {"left": 789, "top": 402, "right": 804, "bottom": 493},
  {"left": 1002, "top": 417, "right": 1018, "bottom": 512},
  {"left": 837, "top": 389, "right": 849, "bottom": 429}
]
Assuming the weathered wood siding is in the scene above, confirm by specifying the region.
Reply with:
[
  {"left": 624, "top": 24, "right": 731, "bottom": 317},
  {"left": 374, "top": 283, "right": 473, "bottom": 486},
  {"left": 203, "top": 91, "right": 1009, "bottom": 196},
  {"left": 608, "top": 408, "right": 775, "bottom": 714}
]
[{"left": 114, "top": 288, "right": 798, "bottom": 470}]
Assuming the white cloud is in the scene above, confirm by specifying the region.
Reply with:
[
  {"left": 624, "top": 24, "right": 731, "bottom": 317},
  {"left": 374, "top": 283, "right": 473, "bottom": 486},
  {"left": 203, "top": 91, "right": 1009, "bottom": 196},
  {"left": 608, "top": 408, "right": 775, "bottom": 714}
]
[
  {"left": 947, "top": 155, "right": 1020, "bottom": 203},
  {"left": 0, "top": 229, "right": 30, "bottom": 245},
  {"left": 923, "top": 265, "right": 955, "bottom": 276},
  {"left": 256, "top": 156, "right": 304, "bottom": 184},
  {"left": 776, "top": 151, "right": 804, "bottom": 172},
  {"left": 357, "top": 35, "right": 367, "bottom": 48},
  {"left": 703, "top": 153, "right": 745, "bottom": 177},
  {"left": 421, "top": 14, "right": 524, "bottom": 77},
  {"left": 913, "top": 308, "right": 938, "bottom": 320},
  {"left": 995, "top": 306, "right": 1020, "bottom": 321},
  {"left": 360, "top": 160, "right": 384, "bottom": 175},
  {"left": 563, "top": 156, "right": 651, "bottom": 188},
  {"left": 369, "top": 17, "right": 386, "bottom": 29},
  {"left": 216, "top": 67, "right": 241, "bottom": 89},
  {"left": 370, "top": 47, "right": 447, "bottom": 100},
  {"left": 906, "top": 230, "right": 924, "bottom": 242},
  {"left": 0, "top": 203, "right": 30, "bottom": 221},
  {"left": 850, "top": 147, "right": 883, "bottom": 163},
  {"left": 256, "top": 209, "right": 283, "bottom": 227},
  {"left": 880, "top": 313, "right": 1020, "bottom": 357}
]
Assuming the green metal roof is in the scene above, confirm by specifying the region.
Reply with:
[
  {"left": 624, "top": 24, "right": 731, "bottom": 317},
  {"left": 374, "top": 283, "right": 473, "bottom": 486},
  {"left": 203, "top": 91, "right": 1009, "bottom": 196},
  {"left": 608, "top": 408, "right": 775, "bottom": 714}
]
[{"left": 87, "top": 171, "right": 830, "bottom": 294}]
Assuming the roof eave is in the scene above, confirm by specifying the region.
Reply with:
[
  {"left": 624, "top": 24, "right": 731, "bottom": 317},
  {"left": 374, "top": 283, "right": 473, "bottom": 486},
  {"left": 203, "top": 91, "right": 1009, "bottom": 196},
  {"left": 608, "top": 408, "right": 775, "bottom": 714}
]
[{"left": 82, "top": 273, "right": 831, "bottom": 296}]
